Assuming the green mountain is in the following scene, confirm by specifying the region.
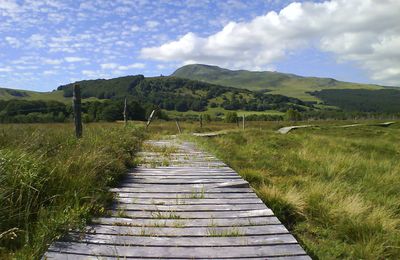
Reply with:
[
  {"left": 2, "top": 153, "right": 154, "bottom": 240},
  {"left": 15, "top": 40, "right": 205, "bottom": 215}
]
[
  {"left": 171, "top": 64, "right": 384, "bottom": 102},
  {"left": 0, "top": 87, "right": 69, "bottom": 102}
]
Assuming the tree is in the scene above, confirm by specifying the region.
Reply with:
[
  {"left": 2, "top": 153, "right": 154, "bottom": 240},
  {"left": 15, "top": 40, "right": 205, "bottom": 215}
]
[
  {"left": 225, "top": 111, "right": 238, "bottom": 123},
  {"left": 285, "top": 108, "right": 302, "bottom": 121}
]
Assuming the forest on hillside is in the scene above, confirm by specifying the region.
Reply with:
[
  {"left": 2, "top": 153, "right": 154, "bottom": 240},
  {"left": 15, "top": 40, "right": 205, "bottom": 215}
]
[{"left": 310, "top": 89, "right": 400, "bottom": 113}]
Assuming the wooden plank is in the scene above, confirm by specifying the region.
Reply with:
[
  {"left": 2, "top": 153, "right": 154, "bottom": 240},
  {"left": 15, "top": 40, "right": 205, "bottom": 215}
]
[
  {"left": 44, "top": 252, "right": 310, "bottom": 260},
  {"left": 45, "top": 244, "right": 307, "bottom": 258},
  {"left": 134, "top": 168, "right": 235, "bottom": 172},
  {"left": 115, "top": 197, "right": 263, "bottom": 205},
  {"left": 56, "top": 233, "right": 297, "bottom": 246},
  {"left": 112, "top": 203, "right": 265, "bottom": 212},
  {"left": 124, "top": 175, "right": 242, "bottom": 179},
  {"left": 92, "top": 216, "right": 282, "bottom": 227},
  {"left": 110, "top": 187, "right": 254, "bottom": 193},
  {"left": 114, "top": 192, "right": 258, "bottom": 199},
  {"left": 107, "top": 209, "right": 274, "bottom": 219},
  {"left": 122, "top": 178, "right": 243, "bottom": 185},
  {"left": 83, "top": 224, "right": 289, "bottom": 237}
]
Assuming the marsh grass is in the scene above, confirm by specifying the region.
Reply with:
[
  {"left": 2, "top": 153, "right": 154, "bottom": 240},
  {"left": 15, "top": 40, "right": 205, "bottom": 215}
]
[
  {"left": 151, "top": 211, "right": 181, "bottom": 219},
  {"left": 207, "top": 227, "right": 242, "bottom": 237},
  {"left": 192, "top": 122, "right": 400, "bottom": 259},
  {"left": 0, "top": 123, "right": 144, "bottom": 259}
]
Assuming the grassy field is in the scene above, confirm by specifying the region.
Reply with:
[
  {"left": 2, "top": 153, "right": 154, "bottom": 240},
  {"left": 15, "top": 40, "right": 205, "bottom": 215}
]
[
  {"left": 0, "top": 123, "right": 144, "bottom": 259},
  {"left": 1, "top": 119, "right": 399, "bottom": 259},
  {"left": 185, "top": 121, "right": 400, "bottom": 259}
]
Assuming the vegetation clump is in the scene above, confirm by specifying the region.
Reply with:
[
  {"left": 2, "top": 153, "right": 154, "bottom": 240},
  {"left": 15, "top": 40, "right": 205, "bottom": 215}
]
[{"left": 0, "top": 123, "right": 144, "bottom": 259}]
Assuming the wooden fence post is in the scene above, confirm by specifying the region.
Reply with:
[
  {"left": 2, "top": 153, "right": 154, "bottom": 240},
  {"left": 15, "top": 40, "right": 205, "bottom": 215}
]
[
  {"left": 236, "top": 117, "right": 239, "bottom": 128},
  {"left": 175, "top": 119, "right": 182, "bottom": 134},
  {"left": 199, "top": 114, "right": 203, "bottom": 128},
  {"left": 123, "top": 97, "right": 127, "bottom": 126},
  {"left": 242, "top": 115, "right": 245, "bottom": 130},
  {"left": 72, "top": 84, "right": 82, "bottom": 138},
  {"left": 146, "top": 109, "right": 156, "bottom": 129}
]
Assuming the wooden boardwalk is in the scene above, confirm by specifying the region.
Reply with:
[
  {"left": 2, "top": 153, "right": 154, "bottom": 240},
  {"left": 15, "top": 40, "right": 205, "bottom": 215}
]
[{"left": 44, "top": 138, "right": 310, "bottom": 259}]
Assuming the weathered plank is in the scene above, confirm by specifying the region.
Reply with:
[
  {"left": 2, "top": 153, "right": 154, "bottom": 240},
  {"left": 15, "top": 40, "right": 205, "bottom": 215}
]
[
  {"left": 112, "top": 203, "right": 265, "bottom": 211},
  {"left": 46, "top": 244, "right": 306, "bottom": 258},
  {"left": 115, "top": 197, "right": 263, "bottom": 205},
  {"left": 114, "top": 192, "right": 258, "bottom": 199},
  {"left": 92, "top": 216, "right": 281, "bottom": 227},
  {"left": 82, "top": 224, "right": 289, "bottom": 237},
  {"left": 107, "top": 209, "right": 274, "bottom": 219},
  {"left": 110, "top": 186, "right": 254, "bottom": 193},
  {"left": 122, "top": 178, "right": 244, "bottom": 185},
  {"left": 56, "top": 233, "right": 297, "bottom": 247}
]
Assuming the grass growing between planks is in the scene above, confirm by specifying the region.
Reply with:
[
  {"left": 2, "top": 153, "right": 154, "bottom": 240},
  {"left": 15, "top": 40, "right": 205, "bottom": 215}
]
[
  {"left": 0, "top": 123, "right": 145, "bottom": 259},
  {"left": 192, "top": 123, "right": 400, "bottom": 259}
]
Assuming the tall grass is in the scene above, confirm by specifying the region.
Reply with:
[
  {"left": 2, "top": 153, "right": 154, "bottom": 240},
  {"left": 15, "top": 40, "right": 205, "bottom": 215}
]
[
  {"left": 192, "top": 123, "right": 400, "bottom": 259},
  {"left": 0, "top": 123, "right": 144, "bottom": 259}
]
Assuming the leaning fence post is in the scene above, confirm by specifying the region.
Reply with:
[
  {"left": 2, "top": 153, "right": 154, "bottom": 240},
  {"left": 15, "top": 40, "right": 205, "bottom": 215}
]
[
  {"left": 123, "top": 97, "right": 127, "bottom": 126},
  {"left": 146, "top": 109, "right": 156, "bottom": 129},
  {"left": 175, "top": 119, "right": 182, "bottom": 134},
  {"left": 242, "top": 115, "right": 245, "bottom": 130},
  {"left": 72, "top": 84, "right": 82, "bottom": 138}
]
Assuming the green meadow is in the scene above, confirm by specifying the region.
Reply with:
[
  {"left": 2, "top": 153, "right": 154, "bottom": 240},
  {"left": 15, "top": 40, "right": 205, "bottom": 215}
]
[
  {"left": 1, "top": 120, "right": 399, "bottom": 259},
  {"left": 189, "top": 121, "right": 400, "bottom": 259}
]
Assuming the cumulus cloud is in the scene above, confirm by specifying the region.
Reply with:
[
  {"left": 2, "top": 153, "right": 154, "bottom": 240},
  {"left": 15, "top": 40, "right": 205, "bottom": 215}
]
[{"left": 141, "top": 0, "right": 400, "bottom": 85}]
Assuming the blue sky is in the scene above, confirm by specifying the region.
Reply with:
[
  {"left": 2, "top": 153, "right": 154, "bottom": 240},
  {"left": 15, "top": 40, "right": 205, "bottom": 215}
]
[{"left": 0, "top": 0, "right": 399, "bottom": 91}]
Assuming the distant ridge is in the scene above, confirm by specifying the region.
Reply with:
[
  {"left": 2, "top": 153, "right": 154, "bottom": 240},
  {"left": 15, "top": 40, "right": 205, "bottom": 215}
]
[{"left": 172, "top": 64, "right": 385, "bottom": 101}]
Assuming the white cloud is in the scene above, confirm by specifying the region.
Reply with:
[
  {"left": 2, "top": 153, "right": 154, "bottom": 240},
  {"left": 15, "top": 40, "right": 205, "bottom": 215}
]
[
  {"left": 146, "top": 20, "right": 159, "bottom": 29},
  {"left": 0, "top": 0, "right": 19, "bottom": 16},
  {"left": 117, "top": 63, "right": 145, "bottom": 70},
  {"left": 43, "top": 70, "right": 57, "bottom": 75},
  {"left": 101, "top": 63, "right": 118, "bottom": 69},
  {"left": 130, "top": 25, "right": 140, "bottom": 32},
  {"left": 28, "top": 34, "right": 47, "bottom": 48},
  {"left": 65, "top": 57, "right": 87, "bottom": 63},
  {"left": 5, "top": 36, "right": 21, "bottom": 47},
  {"left": 43, "top": 58, "right": 63, "bottom": 65},
  {"left": 0, "top": 66, "right": 13, "bottom": 72},
  {"left": 141, "top": 0, "right": 400, "bottom": 85},
  {"left": 101, "top": 62, "right": 145, "bottom": 71}
]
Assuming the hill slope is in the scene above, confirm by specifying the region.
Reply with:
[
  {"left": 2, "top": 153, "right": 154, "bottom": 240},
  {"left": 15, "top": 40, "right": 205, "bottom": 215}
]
[
  {"left": 57, "top": 75, "right": 312, "bottom": 113},
  {"left": 172, "top": 64, "right": 384, "bottom": 101},
  {"left": 0, "top": 87, "right": 69, "bottom": 102}
]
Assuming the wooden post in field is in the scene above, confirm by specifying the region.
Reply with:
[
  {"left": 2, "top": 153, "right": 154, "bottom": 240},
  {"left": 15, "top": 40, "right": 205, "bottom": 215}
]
[
  {"left": 199, "top": 114, "right": 203, "bottom": 128},
  {"left": 175, "top": 119, "right": 182, "bottom": 134},
  {"left": 72, "top": 84, "right": 82, "bottom": 138},
  {"left": 123, "top": 97, "right": 127, "bottom": 126},
  {"left": 242, "top": 115, "right": 245, "bottom": 130},
  {"left": 146, "top": 109, "right": 156, "bottom": 129},
  {"left": 236, "top": 117, "right": 239, "bottom": 128}
]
